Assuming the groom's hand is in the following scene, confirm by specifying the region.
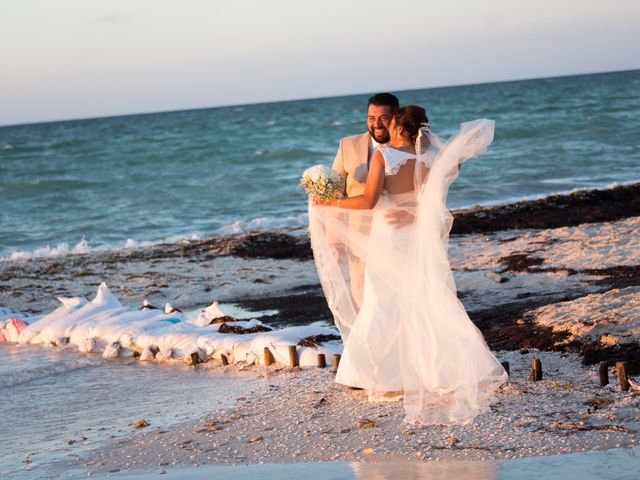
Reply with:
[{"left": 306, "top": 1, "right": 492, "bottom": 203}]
[{"left": 385, "top": 209, "right": 414, "bottom": 228}]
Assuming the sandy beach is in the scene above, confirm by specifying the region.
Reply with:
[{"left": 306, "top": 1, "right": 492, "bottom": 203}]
[
  {"left": 2, "top": 183, "right": 639, "bottom": 476},
  {"left": 78, "top": 350, "right": 638, "bottom": 470}
]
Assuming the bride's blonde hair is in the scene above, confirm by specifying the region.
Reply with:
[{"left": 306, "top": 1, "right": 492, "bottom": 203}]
[{"left": 394, "top": 105, "right": 429, "bottom": 144}]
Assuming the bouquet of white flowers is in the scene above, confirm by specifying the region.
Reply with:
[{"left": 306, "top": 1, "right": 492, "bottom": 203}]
[{"left": 299, "top": 164, "right": 345, "bottom": 200}]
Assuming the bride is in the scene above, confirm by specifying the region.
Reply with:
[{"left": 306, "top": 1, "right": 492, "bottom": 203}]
[{"left": 308, "top": 105, "right": 507, "bottom": 425}]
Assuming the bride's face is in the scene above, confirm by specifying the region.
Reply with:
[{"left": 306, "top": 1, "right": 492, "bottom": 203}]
[{"left": 367, "top": 104, "right": 393, "bottom": 143}]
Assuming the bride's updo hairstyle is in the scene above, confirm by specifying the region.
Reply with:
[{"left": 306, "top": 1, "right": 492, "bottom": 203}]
[{"left": 394, "top": 105, "right": 429, "bottom": 144}]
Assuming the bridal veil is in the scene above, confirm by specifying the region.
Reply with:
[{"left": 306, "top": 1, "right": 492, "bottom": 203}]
[{"left": 308, "top": 119, "right": 507, "bottom": 425}]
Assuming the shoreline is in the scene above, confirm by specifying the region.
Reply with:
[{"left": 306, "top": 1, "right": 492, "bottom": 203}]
[
  {"left": 450, "top": 182, "right": 640, "bottom": 234},
  {"left": 3, "top": 181, "right": 639, "bottom": 266}
]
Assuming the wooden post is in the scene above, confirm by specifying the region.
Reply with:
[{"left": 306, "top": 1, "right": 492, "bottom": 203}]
[
  {"left": 529, "top": 358, "right": 542, "bottom": 381},
  {"left": 332, "top": 353, "right": 341, "bottom": 372},
  {"left": 616, "top": 361, "right": 630, "bottom": 391},
  {"left": 288, "top": 345, "right": 299, "bottom": 367},
  {"left": 189, "top": 352, "right": 200, "bottom": 366},
  {"left": 598, "top": 361, "right": 609, "bottom": 387},
  {"left": 317, "top": 353, "right": 326, "bottom": 368},
  {"left": 501, "top": 361, "right": 510, "bottom": 376},
  {"left": 220, "top": 353, "right": 229, "bottom": 366},
  {"left": 264, "top": 347, "right": 275, "bottom": 366}
]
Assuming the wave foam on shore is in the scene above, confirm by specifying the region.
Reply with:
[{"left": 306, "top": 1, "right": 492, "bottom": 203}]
[
  {"left": 2, "top": 213, "right": 310, "bottom": 263},
  {"left": 0, "top": 283, "right": 341, "bottom": 372},
  {"left": 4, "top": 181, "right": 639, "bottom": 263}
]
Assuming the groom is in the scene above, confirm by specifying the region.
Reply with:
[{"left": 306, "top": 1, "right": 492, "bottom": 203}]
[{"left": 331, "top": 92, "right": 399, "bottom": 309}]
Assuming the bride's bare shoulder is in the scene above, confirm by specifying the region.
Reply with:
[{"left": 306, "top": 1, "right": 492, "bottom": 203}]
[{"left": 371, "top": 148, "right": 385, "bottom": 166}]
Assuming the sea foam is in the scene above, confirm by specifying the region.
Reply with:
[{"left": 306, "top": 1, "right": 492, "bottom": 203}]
[
  {"left": 0, "top": 283, "right": 341, "bottom": 369},
  {"left": 215, "top": 213, "right": 308, "bottom": 235},
  {"left": 2, "top": 213, "right": 308, "bottom": 262},
  {"left": 7, "top": 238, "right": 91, "bottom": 262}
]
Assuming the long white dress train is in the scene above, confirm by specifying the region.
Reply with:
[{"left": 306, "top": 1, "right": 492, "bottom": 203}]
[{"left": 308, "top": 119, "right": 507, "bottom": 425}]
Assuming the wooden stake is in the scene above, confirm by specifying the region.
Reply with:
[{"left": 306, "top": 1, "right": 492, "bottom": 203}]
[
  {"left": 264, "top": 347, "right": 275, "bottom": 366},
  {"left": 598, "top": 361, "right": 609, "bottom": 387},
  {"left": 220, "top": 353, "right": 229, "bottom": 366},
  {"left": 332, "top": 353, "right": 341, "bottom": 372},
  {"left": 529, "top": 358, "right": 542, "bottom": 381},
  {"left": 501, "top": 361, "right": 510, "bottom": 376},
  {"left": 317, "top": 353, "right": 326, "bottom": 368},
  {"left": 189, "top": 352, "right": 200, "bottom": 366},
  {"left": 616, "top": 361, "right": 630, "bottom": 391},
  {"left": 288, "top": 345, "right": 299, "bottom": 367}
]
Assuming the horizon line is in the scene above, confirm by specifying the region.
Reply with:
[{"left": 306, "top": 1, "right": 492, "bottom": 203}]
[{"left": 2, "top": 67, "right": 638, "bottom": 129}]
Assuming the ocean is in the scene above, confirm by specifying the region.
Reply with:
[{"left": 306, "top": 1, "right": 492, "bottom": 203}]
[{"left": 1, "top": 69, "right": 639, "bottom": 261}]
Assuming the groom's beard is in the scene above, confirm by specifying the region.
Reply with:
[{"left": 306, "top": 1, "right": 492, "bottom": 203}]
[{"left": 369, "top": 126, "right": 390, "bottom": 144}]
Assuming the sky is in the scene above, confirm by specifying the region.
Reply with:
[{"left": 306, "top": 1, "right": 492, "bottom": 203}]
[{"left": 1, "top": 0, "right": 639, "bottom": 126}]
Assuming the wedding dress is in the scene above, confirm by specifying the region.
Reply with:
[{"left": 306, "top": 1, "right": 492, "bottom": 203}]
[{"left": 308, "top": 119, "right": 507, "bottom": 425}]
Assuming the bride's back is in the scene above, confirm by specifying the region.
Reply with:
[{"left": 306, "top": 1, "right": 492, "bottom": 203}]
[
  {"left": 378, "top": 102, "right": 431, "bottom": 195},
  {"left": 383, "top": 159, "right": 418, "bottom": 194}
]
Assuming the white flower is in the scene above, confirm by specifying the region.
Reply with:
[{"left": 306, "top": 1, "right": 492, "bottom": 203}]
[
  {"left": 299, "top": 164, "right": 345, "bottom": 200},
  {"left": 302, "top": 165, "right": 327, "bottom": 182}
]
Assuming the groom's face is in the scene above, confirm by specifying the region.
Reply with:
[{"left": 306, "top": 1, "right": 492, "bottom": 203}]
[{"left": 367, "top": 104, "right": 393, "bottom": 143}]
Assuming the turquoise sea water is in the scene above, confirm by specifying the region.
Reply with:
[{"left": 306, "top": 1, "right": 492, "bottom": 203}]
[{"left": 1, "top": 69, "right": 639, "bottom": 260}]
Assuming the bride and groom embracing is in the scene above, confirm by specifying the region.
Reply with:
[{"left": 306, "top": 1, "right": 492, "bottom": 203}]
[{"left": 307, "top": 93, "right": 508, "bottom": 425}]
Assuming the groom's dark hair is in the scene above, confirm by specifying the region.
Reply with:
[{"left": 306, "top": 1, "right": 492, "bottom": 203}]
[{"left": 368, "top": 93, "right": 399, "bottom": 110}]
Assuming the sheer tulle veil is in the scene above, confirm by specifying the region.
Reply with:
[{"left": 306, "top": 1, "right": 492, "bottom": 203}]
[{"left": 308, "top": 119, "right": 507, "bottom": 425}]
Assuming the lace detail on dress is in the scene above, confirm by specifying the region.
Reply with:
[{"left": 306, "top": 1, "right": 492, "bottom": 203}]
[{"left": 379, "top": 147, "right": 415, "bottom": 176}]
